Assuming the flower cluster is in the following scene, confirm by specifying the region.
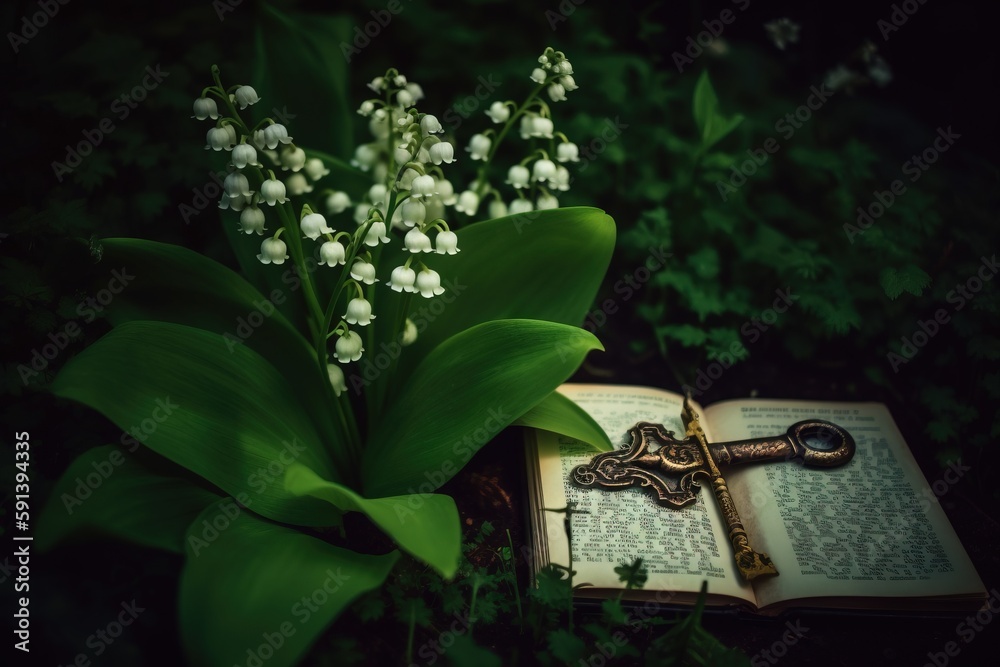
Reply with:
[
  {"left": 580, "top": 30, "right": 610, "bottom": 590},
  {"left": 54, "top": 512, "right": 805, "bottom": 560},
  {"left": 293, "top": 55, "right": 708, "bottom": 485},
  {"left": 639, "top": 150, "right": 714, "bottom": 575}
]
[{"left": 192, "top": 67, "right": 460, "bottom": 397}]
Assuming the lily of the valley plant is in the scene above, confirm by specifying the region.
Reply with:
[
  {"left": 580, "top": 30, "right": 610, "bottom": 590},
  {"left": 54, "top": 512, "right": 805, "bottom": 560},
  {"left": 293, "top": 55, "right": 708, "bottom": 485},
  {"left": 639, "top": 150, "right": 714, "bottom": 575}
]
[{"left": 40, "top": 50, "right": 615, "bottom": 666}]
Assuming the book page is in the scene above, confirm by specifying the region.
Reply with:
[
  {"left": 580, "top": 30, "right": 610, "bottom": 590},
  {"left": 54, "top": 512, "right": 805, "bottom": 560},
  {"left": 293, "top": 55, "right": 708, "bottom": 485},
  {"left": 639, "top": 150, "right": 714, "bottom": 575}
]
[
  {"left": 532, "top": 384, "right": 754, "bottom": 605},
  {"left": 701, "top": 399, "right": 984, "bottom": 610}
]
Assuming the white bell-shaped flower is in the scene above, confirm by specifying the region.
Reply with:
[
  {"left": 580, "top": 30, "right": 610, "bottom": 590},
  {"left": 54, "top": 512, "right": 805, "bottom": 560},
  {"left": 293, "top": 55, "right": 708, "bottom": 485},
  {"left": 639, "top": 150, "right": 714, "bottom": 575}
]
[
  {"left": 554, "top": 166, "right": 572, "bottom": 191},
  {"left": 262, "top": 124, "right": 293, "bottom": 150},
  {"left": 401, "top": 199, "right": 426, "bottom": 227},
  {"left": 357, "top": 100, "right": 376, "bottom": 116},
  {"left": 326, "top": 363, "right": 347, "bottom": 397},
  {"left": 219, "top": 193, "right": 249, "bottom": 211},
  {"left": 401, "top": 318, "right": 418, "bottom": 346},
  {"left": 486, "top": 101, "right": 510, "bottom": 124},
  {"left": 224, "top": 172, "right": 253, "bottom": 198},
  {"left": 286, "top": 173, "right": 313, "bottom": 195},
  {"left": 436, "top": 230, "right": 460, "bottom": 255},
  {"left": 435, "top": 178, "right": 457, "bottom": 205},
  {"left": 429, "top": 142, "right": 455, "bottom": 165},
  {"left": 367, "top": 76, "right": 386, "bottom": 92},
  {"left": 467, "top": 134, "right": 491, "bottom": 161},
  {"left": 420, "top": 114, "right": 443, "bottom": 135},
  {"left": 455, "top": 190, "right": 480, "bottom": 215},
  {"left": 325, "top": 191, "right": 351, "bottom": 214},
  {"left": 537, "top": 193, "right": 559, "bottom": 210},
  {"left": 364, "top": 220, "right": 390, "bottom": 247},
  {"left": 334, "top": 330, "right": 364, "bottom": 363},
  {"left": 506, "top": 165, "right": 531, "bottom": 189},
  {"left": 405, "top": 82, "right": 424, "bottom": 102},
  {"left": 232, "top": 143, "right": 259, "bottom": 169},
  {"left": 509, "top": 198, "right": 534, "bottom": 214},
  {"left": 560, "top": 75, "right": 578, "bottom": 91},
  {"left": 192, "top": 97, "right": 219, "bottom": 120},
  {"left": 257, "top": 237, "right": 288, "bottom": 265},
  {"left": 394, "top": 145, "right": 413, "bottom": 166},
  {"left": 530, "top": 67, "right": 547, "bottom": 84},
  {"left": 388, "top": 265, "right": 417, "bottom": 293},
  {"left": 369, "top": 115, "right": 390, "bottom": 140},
  {"left": 399, "top": 168, "right": 419, "bottom": 190},
  {"left": 489, "top": 199, "right": 508, "bottom": 219},
  {"left": 531, "top": 117, "right": 554, "bottom": 139},
  {"left": 368, "top": 184, "right": 388, "bottom": 207},
  {"left": 280, "top": 146, "right": 307, "bottom": 172},
  {"left": 320, "top": 240, "right": 347, "bottom": 266},
  {"left": 260, "top": 178, "right": 288, "bottom": 206},
  {"left": 415, "top": 269, "right": 446, "bottom": 298},
  {"left": 345, "top": 297, "right": 376, "bottom": 326},
  {"left": 206, "top": 126, "right": 234, "bottom": 151},
  {"left": 532, "top": 159, "right": 557, "bottom": 182},
  {"left": 350, "top": 259, "right": 379, "bottom": 285},
  {"left": 234, "top": 86, "right": 260, "bottom": 109},
  {"left": 557, "top": 142, "right": 580, "bottom": 163},
  {"left": 411, "top": 174, "right": 437, "bottom": 198},
  {"left": 547, "top": 83, "right": 567, "bottom": 102},
  {"left": 557, "top": 60, "right": 574, "bottom": 75},
  {"left": 404, "top": 228, "right": 433, "bottom": 253},
  {"left": 305, "top": 158, "right": 330, "bottom": 181},
  {"left": 393, "top": 74, "right": 407, "bottom": 87},
  {"left": 301, "top": 213, "right": 333, "bottom": 241},
  {"left": 519, "top": 114, "right": 534, "bottom": 140},
  {"left": 354, "top": 203, "right": 371, "bottom": 225},
  {"left": 396, "top": 88, "right": 414, "bottom": 108},
  {"left": 239, "top": 206, "right": 266, "bottom": 235}
]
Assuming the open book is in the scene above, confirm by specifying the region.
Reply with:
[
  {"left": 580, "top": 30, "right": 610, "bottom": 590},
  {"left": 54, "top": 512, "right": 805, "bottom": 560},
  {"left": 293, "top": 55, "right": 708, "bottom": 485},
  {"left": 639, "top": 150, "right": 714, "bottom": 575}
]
[{"left": 525, "top": 384, "right": 987, "bottom": 615}]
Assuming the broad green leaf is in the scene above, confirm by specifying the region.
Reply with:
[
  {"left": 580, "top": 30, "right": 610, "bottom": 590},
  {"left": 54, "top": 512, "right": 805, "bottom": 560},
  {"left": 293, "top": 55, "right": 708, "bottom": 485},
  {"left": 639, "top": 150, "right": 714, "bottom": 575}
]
[
  {"left": 37, "top": 445, "right": 219, "bottom": 553},
  {"left": 692, "top": 71, "right": 718, "bottom": 139},
  {"left": 363, "top": 320, "right": 603, "bottom": 497},
  {"left": 51, "top": 321, "right": 345, "bottom": 526},
  {"left": 180, "top": 505, "right": 399, "bottom": 667},
  {"left": 285, "top": 464, "right": 460, "bottom": 578},
  {"left": 399, "top": 207, "right": 615, "bottom": 377},
  {"left": 97, "top": 238, "right": 343, "bottom": 449},
  {"left": 880, "top": 264, "right": 932, "bottom": 299},
  {"left": 513, "top": 390, "right": 611, "bottom": 451}
]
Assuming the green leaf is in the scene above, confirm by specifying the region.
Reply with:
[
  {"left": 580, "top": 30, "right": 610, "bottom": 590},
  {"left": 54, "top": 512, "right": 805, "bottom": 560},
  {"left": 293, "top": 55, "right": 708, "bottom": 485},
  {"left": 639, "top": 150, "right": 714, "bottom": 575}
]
[
  {"left": 548, "top": 628, "right": 587, "bottom": 665},
  {"left": 284, "top": 464, "right": 461, "bottom": 578},
  {"left": 692, "top": 71, "right": 718, "bottom": 140},
  {"left": 51, "top": 321, "right": 344, "bottom": 526},
  {"left": 880, "top": 265, "right": 932, "bottom": 299},
  {"left": 180, "top": 505, "right": 399, "bottom": 667},
  {"left": 363, "top": 320, "right": 603, "bottom": 497},
  {"left": 513, "top": 390, "right": 612, "bottom": 452},
  {"left": 37, "top": 445, "right": 219, "bottom": 553}
]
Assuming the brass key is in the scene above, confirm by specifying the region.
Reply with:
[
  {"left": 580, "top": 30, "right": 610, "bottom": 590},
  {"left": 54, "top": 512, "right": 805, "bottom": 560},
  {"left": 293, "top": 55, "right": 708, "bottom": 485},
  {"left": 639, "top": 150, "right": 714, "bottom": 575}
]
[{"left": 572, "top": 399, "right": 855, "bottom": 580}]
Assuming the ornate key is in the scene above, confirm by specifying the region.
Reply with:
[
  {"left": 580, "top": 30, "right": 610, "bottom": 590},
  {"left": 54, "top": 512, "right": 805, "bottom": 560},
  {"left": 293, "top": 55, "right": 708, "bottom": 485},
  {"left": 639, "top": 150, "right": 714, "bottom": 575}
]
[{"left": 571, "top": 398, "right": 855, "bottom": 580}]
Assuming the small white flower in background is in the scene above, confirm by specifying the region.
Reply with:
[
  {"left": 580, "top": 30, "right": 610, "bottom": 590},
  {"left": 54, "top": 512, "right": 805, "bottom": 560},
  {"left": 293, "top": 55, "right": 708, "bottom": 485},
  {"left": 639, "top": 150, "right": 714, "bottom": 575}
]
[
  {"left": 280, "top": 146, "right": 307, "bottom": 172},
  {"left": 352, "top": 144, "right": 379, "bottom": 171},
  {"left": 489, "top": 199, "right": 507, "bottom": 219},
  {"left": 320, "top": 240, "right": 347, "bottom": 266},
  {"left": 547, "top": 83, "right": 567, "bottom": 102},
  {"left": 530, "top": 117, "right": 554, "bottom": 139},
  {"left": 345, "top": 297, "right": 376, "bottom": 326},
  {"left": 357, "top": 100, "right": 376, "bottom": 116},
  {"left": 434, "top": 178, "right": 457, "bottom": 205},
  {"left": 326, "top": 364, "right": 347, "bottom": 397},
  {"left": 368, "top": 183, "right": 388, "bottom": 207},
  {"left": 411, "top": 174, "right": 437, "bottom": 198},
  {"left": 467, "top": 133, "right": 491, "bottom": 161},
  {"left": 509, "top": 198, "right": 533, "bottom": 214},
  {"left": 455, "top": 190, "right": 480, "bottom": 215},
  {"left": 429, "top": 142, "right": 455, "bottom": 165},
  {"left": 420, "top": 114, "right": 443, "bottom": 135},
  {"left": 537, "top": 193, "right": 559, "bottom": 210},
  {"left": 404, "top": 228, "right": 433, "bottom": 253},
  {"left": 232, "top": 143, "right": 259, "bottom": 169},
  {"left": 425, "top": 197, "right": 445, "bottom": 223},
  {"left": 304, "top": 158, "right": 330, "bottom": 181},
  {"left": 369, "top": 115, "right": 390, "bottom": 140},
  {"left": 486, "top": 101, "right": 510, "bottom": 124},
  {"left": 335, "top": 330, "right": 364, "bottom": 363},
  {"left": 286, "top": 173, "right": 313, "bottom": 195},
  {"left": 401, "top": 318, "right": 418, "bottom": 346},
  {"left": 401, "top": 199, "right": 426, "bottom": 227},
  {"left": 519, "top": 114, "right": 534, "bottom": 140},
  {"left": 239, "top": 206, "right": 266, "bottom": 235},
  {"left": 326, "top": 191, "right": 351, "bottom": 214},
  {"left": 397, "top": 88, "right": 414, "bottom": 107},
  {"left": 530, "top": 67, "right": 547, "bottom": 84},
  {"left": 262, "top": 123, "right": 293, "bottom": 149},
  {"left": 219, "top": 193, "right": 250, "bottom": 211},
  {"left": 764, "top": 18, "right": 801, "bottom": 51},
  {"left": 557, "top": 142, "right": 579, "bottom": 163},
  {"left": 415, "top": 269, "right": 445, "bottom": 298},
  {"left": 388, "top": 265, "right": 417, "bottom": 293},
  {"left": 251, "top": 130, "right": 267, "bottom": 151},
  {"left": 260, "top": 178, "right": 288, "bottom": 206},
  {"left": 554, "top": 165, "right": 571, "bottom": 191},
  {"left": 393, "top": 74, "right": 407, "bottom": 87},
  {"left": 436, "top": 230, "right": 460, "bottom": 255},
  {"left": 224, "top": 172, "right": 253, "bottom": 197},
  {"left": 353, "top": 203, "right": 371, "bottom": 225},
  {"left": 257, "top": 237, "right": 289, "bottom": 265},
  {"left": 223, "top": 124, "right": 239, "bottom": 149},
  {"left": 532, "top": 158, "right": 557, "bottom": 182},
  {"left": 300, "top": 212, "right": 333, "bottom": 241},
  {"left": 394, "top": 145, "right": 413, "bottom": 166},
  {"left": 506, "top": 165, "right": 530, "bottom": 188},
  {"left": 234, "top": 86, "right": 260, "bottom": 109},
  {"left": 206, "top": 126, "right": 234, "bottom": 151},
  {"left": 368, "top": 76, "right": 386, "bottom": 92},
  {"left": 192, "top": 97, "right": 219, "bottom": 120},
  {"left": 405, "top": 82, "right": 424, "bottom": 102},
  {"left": 364, "top": 220, "right": 391, "bottom": 247},
  {"left": 350, "top": 259, "right": 379, "bottom": 284},
  {"left": 560, "top": 75, "right": 578, "bottom": 92}
]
